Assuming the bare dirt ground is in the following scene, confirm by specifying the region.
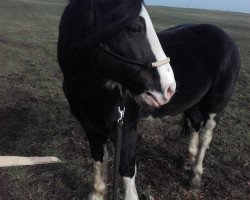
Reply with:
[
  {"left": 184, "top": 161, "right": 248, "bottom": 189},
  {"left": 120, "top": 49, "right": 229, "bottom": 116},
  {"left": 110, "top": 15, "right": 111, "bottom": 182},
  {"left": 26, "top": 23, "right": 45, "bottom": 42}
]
[{"left": 0, "top": 0, "right": 249, "bottom": 199}]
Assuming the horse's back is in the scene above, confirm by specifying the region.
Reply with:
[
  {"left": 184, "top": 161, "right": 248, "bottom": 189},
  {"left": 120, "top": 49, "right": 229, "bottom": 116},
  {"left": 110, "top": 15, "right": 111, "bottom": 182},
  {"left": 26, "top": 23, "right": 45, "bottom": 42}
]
[{"left": 151, "top": 24, "right": 240, "bottom": 117}]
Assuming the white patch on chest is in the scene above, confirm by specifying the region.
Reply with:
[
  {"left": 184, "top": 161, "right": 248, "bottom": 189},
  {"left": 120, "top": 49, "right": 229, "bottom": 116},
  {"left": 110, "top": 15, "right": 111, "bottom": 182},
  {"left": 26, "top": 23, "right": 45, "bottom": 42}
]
[{"left": 140, "top": 115, "right": 157, "bottom": 121}]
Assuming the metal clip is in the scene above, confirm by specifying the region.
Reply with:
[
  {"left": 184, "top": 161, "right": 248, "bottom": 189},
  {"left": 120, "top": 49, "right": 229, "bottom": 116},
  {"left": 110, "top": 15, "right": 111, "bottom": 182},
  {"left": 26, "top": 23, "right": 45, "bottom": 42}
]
[{"left": 118, "top": 106, "right": 125, "bottom": 123}]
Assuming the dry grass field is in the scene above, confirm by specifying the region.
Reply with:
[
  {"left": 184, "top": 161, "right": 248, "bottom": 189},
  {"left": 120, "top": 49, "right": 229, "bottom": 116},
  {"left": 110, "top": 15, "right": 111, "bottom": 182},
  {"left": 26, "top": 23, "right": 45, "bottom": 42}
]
[{"left": 0, "top": 0, "right": 249, "bottom": 199}]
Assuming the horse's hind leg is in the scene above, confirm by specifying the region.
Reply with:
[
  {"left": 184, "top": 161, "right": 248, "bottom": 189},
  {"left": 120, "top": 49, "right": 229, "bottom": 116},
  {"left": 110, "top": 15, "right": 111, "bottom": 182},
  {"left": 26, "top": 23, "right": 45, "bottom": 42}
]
[
  {"left": 183, "top": 106, "right": 203, "bottom": 171},
  {"left": 191, "top": 113, "right": 217, "bottom": 188},
  {"left": 183, "top": 120, "right": 200, "bottom": 171},
  {"left": 183, "top": 107, "right": 217, "bottom": 188}
]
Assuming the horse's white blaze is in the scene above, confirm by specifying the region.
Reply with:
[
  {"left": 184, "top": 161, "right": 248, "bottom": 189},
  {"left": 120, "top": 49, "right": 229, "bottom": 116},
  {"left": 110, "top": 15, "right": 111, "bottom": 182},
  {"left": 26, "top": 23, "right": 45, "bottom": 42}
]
[
  {"left": 140, "top": 5, "right": 176, "bottom": 100},
  {"left": 123, "top": 166, "right": 138, "bottom": 200},
  {"left": 88, "top": 145, "right": 109, "bottom": 200}
]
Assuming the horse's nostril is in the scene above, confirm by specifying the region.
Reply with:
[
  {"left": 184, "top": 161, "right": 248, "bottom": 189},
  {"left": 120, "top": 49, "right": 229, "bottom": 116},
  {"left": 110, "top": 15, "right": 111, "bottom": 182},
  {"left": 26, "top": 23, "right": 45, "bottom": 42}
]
[
  {"left": 165, "top": 86, "right": 175, "bottom": 98},
  {"left": 168, "top": 87, "right": 174, "bottom": 95}
]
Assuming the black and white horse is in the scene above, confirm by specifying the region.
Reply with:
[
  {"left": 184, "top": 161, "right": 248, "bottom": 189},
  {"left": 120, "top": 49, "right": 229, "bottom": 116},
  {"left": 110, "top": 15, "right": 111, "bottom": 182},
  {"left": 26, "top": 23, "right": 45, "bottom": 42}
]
[
  {"left": 58, "top": 0, "right": 240, "bottom": 199},
  {"left": 58, "top": 0, "right": 175, "bottom": 199}
]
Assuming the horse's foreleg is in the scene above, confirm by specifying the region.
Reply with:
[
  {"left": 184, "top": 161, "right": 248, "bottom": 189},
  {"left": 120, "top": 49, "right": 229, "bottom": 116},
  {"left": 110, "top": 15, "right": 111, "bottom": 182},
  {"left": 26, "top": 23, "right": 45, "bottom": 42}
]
[
  {"left": 88, "top": 144, "right": 109, "bottom": 200},
  {"left": 123, "top": 166, "right": 138, "bottom": 200},
  {"left": 119, "top": 127, "right": 138, "bottom": 200},
  {"left": 190, "top": 114, "right": 216, "bottom": 188}
]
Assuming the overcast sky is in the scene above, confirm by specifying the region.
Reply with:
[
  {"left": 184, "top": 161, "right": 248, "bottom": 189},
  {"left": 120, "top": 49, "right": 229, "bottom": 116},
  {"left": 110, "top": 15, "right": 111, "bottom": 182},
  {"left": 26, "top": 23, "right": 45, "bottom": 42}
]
[{"left": 145, "top": 0, "right": 250, "bottom": 14}]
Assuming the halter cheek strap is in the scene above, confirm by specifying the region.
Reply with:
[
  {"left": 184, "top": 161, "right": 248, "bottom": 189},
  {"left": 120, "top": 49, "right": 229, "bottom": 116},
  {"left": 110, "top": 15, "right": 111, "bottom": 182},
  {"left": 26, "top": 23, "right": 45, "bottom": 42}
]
[
  {"left": 94, "top": 1, "right": 170, "bottom": 69},
  {"left": 99, "top": 43, "right": 170, "bottom": 69}
]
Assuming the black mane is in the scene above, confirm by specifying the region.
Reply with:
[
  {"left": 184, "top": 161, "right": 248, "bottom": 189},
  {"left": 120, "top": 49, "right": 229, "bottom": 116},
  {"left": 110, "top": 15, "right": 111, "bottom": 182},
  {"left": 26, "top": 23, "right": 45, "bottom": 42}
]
[{"left": 63, "top": 0, "right": 144, "bottom": 48}]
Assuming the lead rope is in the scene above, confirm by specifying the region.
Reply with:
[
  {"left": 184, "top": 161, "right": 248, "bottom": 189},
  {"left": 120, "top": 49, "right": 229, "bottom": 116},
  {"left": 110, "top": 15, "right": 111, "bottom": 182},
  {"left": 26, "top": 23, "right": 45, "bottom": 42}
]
[
  {"left": 112, "top": 106, "right": 125, "bottom": 200},
  {"left": 94, "top": 0, "right": 100, "bottom": 33}
]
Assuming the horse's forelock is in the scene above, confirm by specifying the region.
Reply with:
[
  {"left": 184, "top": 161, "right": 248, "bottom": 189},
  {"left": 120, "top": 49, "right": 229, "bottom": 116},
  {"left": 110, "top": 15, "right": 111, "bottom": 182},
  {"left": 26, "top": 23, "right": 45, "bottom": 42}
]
[{"left": 70, "top": 0, "right": 144, "bottom": 48}]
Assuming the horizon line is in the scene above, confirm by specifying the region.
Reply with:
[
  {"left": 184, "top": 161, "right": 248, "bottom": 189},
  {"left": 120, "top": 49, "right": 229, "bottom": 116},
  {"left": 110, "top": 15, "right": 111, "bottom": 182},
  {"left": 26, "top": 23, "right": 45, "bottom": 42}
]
[{"left": 145, "top": 3, "right": 250, "bottom": 15}]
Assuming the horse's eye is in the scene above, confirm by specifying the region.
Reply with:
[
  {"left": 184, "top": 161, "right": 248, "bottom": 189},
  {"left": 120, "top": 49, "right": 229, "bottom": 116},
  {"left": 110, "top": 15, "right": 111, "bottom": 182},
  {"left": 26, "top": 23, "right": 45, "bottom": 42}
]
[{"left": 128, "top": 26, "right": 142, "bottom": 34}]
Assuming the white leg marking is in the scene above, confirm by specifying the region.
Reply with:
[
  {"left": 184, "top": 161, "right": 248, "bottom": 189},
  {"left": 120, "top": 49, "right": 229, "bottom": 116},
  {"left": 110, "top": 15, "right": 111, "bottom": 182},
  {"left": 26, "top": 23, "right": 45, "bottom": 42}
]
[
  {"left": 139, "top": 5, "right": 176, "bottom": 100},
  {"left": 188, "top": 120, "right": 199, "bottom": 162},
  {"left": 123, "top": 166, "right": 138, "bottom": 200},
  {"left": 88, "top": 145, "right": 109, "bottom": 200},
  {"left": 191, "top": 114, "right": 216, "bottom": 187}
]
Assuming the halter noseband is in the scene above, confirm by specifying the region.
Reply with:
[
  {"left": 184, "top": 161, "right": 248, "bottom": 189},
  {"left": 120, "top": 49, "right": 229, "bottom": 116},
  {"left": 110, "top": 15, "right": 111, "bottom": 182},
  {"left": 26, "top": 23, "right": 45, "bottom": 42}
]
[
  {"left": 99, "top": 43, "right": 170, "bottom": 69},
  {"left": 151, "top": 58, "right": 171, "bottom": 67}
]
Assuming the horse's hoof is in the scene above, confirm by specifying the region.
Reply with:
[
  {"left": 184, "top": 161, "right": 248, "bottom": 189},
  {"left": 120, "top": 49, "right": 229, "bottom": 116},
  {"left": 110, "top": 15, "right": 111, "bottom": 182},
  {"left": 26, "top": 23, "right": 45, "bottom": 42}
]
[
  {"left": 183, "top": 159, "right": 195, "bottom": 172},
  {"left": 87, "top": 192, "right": 105, "bottom": 200},
  {"left": 190, "top": 174, "right": 201, "bottom": 189}
]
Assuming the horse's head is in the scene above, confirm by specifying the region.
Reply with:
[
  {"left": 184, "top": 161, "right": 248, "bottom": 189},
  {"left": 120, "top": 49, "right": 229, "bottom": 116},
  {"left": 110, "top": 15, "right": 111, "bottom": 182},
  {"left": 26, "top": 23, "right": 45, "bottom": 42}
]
[
  {"left": 59, "top": 0, "right": 176, "bottom": 107},
  {"left": 102, "top": 4, "right": 176, "bottom": 107}
]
